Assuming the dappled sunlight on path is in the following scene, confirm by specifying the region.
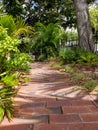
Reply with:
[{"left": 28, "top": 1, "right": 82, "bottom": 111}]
[{"left": 0, "top": 62, "right": 98, "bottom": 130}]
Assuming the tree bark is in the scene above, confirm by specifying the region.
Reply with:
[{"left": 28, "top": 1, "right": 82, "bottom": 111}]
[{"left": 74, "top": 0, "right": 94, "bottom": 52}]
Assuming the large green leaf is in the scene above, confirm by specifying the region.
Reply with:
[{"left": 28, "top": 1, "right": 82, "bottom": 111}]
[{"left": 0, "top": 107, "right": 4, "bottom": 123}]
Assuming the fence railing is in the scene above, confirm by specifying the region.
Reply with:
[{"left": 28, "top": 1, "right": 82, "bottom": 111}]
[
  {"left": 64, "top": 36, "right": 98, "bottom": 52},
  {"left": 65, "top": 39, "right": 78, "bottom": 47}
]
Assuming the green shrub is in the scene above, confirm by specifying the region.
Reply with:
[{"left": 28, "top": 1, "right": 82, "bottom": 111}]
[
  {"left": 78, "top": 51, "right": 98, "bottom": 65},
  {"left": 1, "top": 74, "right": 19, "bottom": 87},
  {"left": 65, "top": 65, "right": 74, "bottom": 74},
  {"left": 0, "top": 26, "right": 32, "bottom": 72},
  {"left": 9, "top": 53, "right": 32, "bottom": 71},
  {"left": 0, "top": 26, "right": 32, "bottom": 122},
  {"left": 37, "top": 54, "right": 46, "bottom": 61},
  {"left": 59, "top": 47, "right": 98, "bottom": 66},
  {"left": 59, "top": 47, "right": 76, "bottom": 63},
  {"left": 83, "top": 80, "right": 97, "bottom": 92},
  {"left": 71, "top": 73, "right": 86, "bottom": 85}
]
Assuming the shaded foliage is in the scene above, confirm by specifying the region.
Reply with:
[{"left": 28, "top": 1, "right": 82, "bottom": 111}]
[
  {"left": 2, "top": 0, "right": 24, "bottom": 17},
  {"left": 32, "top": 22, "right": 64, "bottom": 60},
  {"left": 2, "top": 0, "right": 95, "bottom": 27}
]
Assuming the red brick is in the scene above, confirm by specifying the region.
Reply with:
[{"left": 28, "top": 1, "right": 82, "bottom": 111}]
[
  {"left": 80, "top": 113, "right": 98, "bottom": 122},
  {"left": 20, "top": 102, "right": 46, "bottom": 108},
  {"left": 50, "top": 114, "right": 82, "bottom": 123},
  {"left": 32, "top": 97, "right": 56, "bottom": 102},
  {"left": 47, "top": 100, "right": 71, "bottom": 107},
  {"left": 0, "top": 124, "right": 33, "bottom": 130},
  {"left": 71, "top": 100, "right": 93, "bottom": 106},
  {"left": 18, "top": 107, "right": 61, "bottom": 116},
  {"left": 32, "top": 115, "right": 49, "bottom": 124},
  {"left": 14, "top": 114, "right": 48, "bottom": 124},
  {"left": 47, "top": 107, "right": 62, "bottom": 114},
  {"left": 34, "top": 124, "right": 67, "bottom": 130},
  {"left": 62, "top": 106, "right": 91, "bottom": 114},
  {"left": 15, "top": 108, "right": 33, "bottom": 116},
  {"left": 68, "top": 123, "right": 98, "bottom": 130},
  {"left": 88, "top": 105, "right": 98, "bottom": 112}
]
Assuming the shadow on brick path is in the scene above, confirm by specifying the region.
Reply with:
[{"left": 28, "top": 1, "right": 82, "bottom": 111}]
[{"left": 0, "top": 62, "right": 98, "bottom": 130}]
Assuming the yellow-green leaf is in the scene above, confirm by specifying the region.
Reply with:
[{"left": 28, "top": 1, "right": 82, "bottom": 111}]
[{"left": 0, "top": 107, "right": 4, "bottom": 123}]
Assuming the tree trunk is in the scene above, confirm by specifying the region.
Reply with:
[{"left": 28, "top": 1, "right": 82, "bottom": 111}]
[{"left": 74, "top": 0, "right": 94, "bottom": 52}]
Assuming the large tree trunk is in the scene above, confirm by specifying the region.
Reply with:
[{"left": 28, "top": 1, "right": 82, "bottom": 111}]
[{"left": 74, "top": 0, "right": 94, "bottom": 52}]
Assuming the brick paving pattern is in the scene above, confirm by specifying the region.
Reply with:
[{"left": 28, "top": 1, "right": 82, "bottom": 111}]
[{"left": 0, "top": 62, "right": 98, "bottom": 130}]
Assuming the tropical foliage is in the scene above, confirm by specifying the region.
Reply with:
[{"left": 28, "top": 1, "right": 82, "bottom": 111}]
[
  {"left": 0, "top": 14, "right": 34, "bottom": 38},
  {"left": 89, "top": 5, "right": 98, "bottom": 31},
  {"left": 0, "top": 86, "right": 16, "bottom": 122},
  {"left": 32, "top": 22, "right": 64, "bottom": 60},
  {"left": 2, "top": 0, "right": 24, "bottom": 17},
  {"left": 0, "top": 25, "right": 32, "bottom": 122},
  {"left": 59, "top": 47, "right": 98, "bottom": 65}
]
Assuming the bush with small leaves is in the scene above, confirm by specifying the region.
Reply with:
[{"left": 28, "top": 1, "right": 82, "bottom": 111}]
[{"left": 0, "top": 26, "right": 32, "bottom": 123}]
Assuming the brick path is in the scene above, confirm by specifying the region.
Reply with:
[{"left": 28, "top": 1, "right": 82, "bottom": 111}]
[{"left": 0, "top": 62, "right": 98, "bottom": 130}]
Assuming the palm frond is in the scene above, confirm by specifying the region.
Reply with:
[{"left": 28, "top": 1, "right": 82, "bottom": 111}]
[
  {"left": 0, "top": 15, "right": 16, "bottom": 35},
  {"left": 0, "top": 15, "right": 34, "bottom": 38}
]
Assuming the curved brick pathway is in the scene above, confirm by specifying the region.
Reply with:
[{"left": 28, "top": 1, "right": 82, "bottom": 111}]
[{"left": 0, "top": 62, "right": 98, "bottom": 130}]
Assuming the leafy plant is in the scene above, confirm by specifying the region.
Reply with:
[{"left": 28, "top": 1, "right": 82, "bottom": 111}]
[
  {"left": 1, "top": 74, "right": 19, "bottom": 87},
  {"left": 0, "top": 86, "right": 16, "bottom": 122},
  {"left": 37, "top": 54, "right": 46, "bottom": 61},
  {"left": 0, "top": 15, "right": 34, "bottom": 38},
  {"left": 71, "top": 73, "right": 86, "bottom": 85},
  {"left": 0, "top": 26, "right": 32, "bottom": 73},
  {"left": 9, "top": 53, "right": 32, "bottom": 71},
  {"left": 89, "top": 5, "right": 98, "bottom": 32},
  {"left": 78, "top": 51, "right": 98, "bottom": 65},
  {"left": 0, "top": 106, "right": 4, "bottom": 123},
  {"left": 18, "top": 37, "right": 33, "bottom": 53},
  {"left": 0, "top": 25, "right": 32, "bottom": 122},
  {"left": 59, "top": 47, "right": 98, "bottom": 66},
  {"left": 32, "top": 22, "right": 64, "bottom": 60},
  {"left": 83, "top": 80, "right": 97, "bottom": 92},
  {"left": 59, "top": 47, "right": 76, "bottom": 63},
  {"left": 64, "top": 65, "right": 74, "bottom": 74},
  {"left": 0, "top": 26, "right": 20, "bottom": 73}
]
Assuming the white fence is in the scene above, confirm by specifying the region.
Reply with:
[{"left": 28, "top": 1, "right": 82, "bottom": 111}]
[{"left": 65, "top": 40, "right": 98, "bottom": 52}]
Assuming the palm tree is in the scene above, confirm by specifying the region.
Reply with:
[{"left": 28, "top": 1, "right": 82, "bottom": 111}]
[
  {"left": 0, "top": 14, "right": 34, "bottom": 38},
  {"left": 32, "top": 22, "right": 64, "bottom": 60}
]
